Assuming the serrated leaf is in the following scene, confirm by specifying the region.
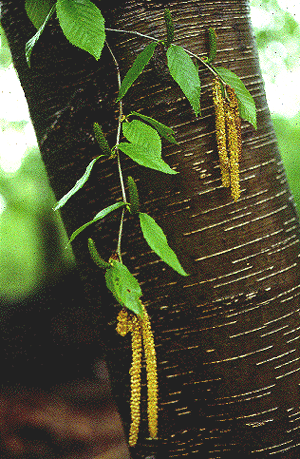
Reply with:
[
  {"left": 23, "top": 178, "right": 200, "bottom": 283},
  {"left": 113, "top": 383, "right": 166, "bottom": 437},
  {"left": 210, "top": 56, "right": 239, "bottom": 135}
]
[
  {"left": 25, "top": 0, "right": 55, "bottom": 29},
  {"left": 130, "top": 111, "right": 178, "bottom": 144},
  {"left": 25, "top": 4, "right": 56, "bottom": 67},
  {"left": 139, "top": 212, "right": 188, "bottom": 276},
  {"left": 105, "top": 260, "right": 143, "bottom": 316},
  {"left": 123, "top": 119, "right": 161, "bottom": 157},
  {"left": 214, "top": 67, "right": 257, "bottom": 129},
  {"left": 116, "top": 42, "right": 158, "bottom": 102},
  {"left": 167, "top": 45, "right": 201, "bottom": 117},
  {"left": 53, "top": 156, "right": 103, "bottom": 211},
  {"left": 88, "top": 238, "right": 110, "bottom": 269},
  {"left": 208, "top": 27, "right": 217, "bottom": 63},
  {"left": 56, "top": 0, "right": 105, "bottom": 60},
  {"left": 93, "top": 122, "right": 111, "bottom": 156},
  {"left": 68, "top": 201, "right": 126, "bottom": 244},
  {"left": 118, "top": 143, "right": 177, "bottom": 174}
]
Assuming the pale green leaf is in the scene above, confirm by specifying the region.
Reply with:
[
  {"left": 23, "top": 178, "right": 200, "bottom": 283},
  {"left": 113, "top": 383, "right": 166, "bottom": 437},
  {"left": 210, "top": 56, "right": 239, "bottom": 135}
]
[
  {"left": 122, "top": 119, "right": 161, "bottom": 158},
  {"left": 25, "top": 0, "right": 56, "bottom": 29},
  {"left": 68, "top": 201, "right": 126, "bottom": 244},
  {"left": 167, "top": 45, "right": 201, "bottom": 116},
  {"left": 214, "top": 66, "right": 257, "bottom": 129},
  {"left": 56, "top": 0, "right": 105, "bottom": 60},
  {"left": 116, "top": 42, "right": 158, "bottom": 102},
  {"left": 139, "top": 212, "right": 188, "bottom": 276},
  {"left": 118, "top": 143, "right": 177, "bottom": 174},
  {"left": 105, "top": 260, "right": 143, "bottom": 316},
  {"left": 130, "top": 111, "right": 178, "bottom": 144},
  {"left": 25, "top": 4, "right": 56, "bottom": 67},
  {"left": 53, "top": 156, "right": 103, "bottom": 211}
]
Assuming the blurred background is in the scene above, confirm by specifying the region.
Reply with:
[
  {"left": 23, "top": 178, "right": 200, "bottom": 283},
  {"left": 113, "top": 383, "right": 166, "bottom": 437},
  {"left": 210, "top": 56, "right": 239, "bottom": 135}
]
[{"left": 0, "top": 0, "right": 300, "bottom": 303}]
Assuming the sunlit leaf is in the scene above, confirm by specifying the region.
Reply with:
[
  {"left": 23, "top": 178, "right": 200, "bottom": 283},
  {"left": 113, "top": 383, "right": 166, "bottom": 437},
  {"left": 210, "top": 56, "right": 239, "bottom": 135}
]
[
  {"left": 139, "top": 212, "right": 188, "bottom": 276},
  {"left": 25, "top": 0, "right": 56, "bottom": 29},
  {"left": 116, "top": 42, "right": 158, "bottom": 102},
  {"left": 118, "top": 143, "right": 177, "bottom": 174},
  {"left": 167, "top": 45, "right": 201, "bottom": 116},
  {"left": 53, "top": 156, "right": 104, "bottom": 211},
  {"left": 130, "top": 111, "right": 178, "bottom": 144},
  {"left": 214, "top": 66, "right": 257, "bottom": 129},
  {"left": 105, "top": 260, "right": 143, "bottom": 316},
  {"left": 123, "top": 119, "right": 161, "bottom": 157},
  {"left": 25, "top": 4, "right": 56, "bottom": 67},
  {"left": 56, "top": 0, "right": 105, "bottom": 60},
  {"left": 68, "top": 201, "right": 126, "bottom": 244}
]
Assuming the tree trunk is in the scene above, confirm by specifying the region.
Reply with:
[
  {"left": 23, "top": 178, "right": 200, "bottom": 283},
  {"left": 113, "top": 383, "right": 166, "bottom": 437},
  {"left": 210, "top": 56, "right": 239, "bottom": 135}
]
[{"left": 2, "top": 0, "right": 300, "bottom": 457}]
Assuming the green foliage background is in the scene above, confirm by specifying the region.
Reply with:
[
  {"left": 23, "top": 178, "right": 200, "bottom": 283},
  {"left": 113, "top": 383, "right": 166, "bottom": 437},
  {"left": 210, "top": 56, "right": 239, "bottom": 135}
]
[{"left": 0, "top": 0, "right": 299, "bottom": 301}]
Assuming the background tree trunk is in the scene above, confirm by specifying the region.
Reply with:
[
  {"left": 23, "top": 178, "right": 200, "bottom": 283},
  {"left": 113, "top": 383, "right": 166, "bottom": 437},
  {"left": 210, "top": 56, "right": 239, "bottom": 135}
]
[{"left": 2, "top": 0, "right": 300, "bottom": 457}]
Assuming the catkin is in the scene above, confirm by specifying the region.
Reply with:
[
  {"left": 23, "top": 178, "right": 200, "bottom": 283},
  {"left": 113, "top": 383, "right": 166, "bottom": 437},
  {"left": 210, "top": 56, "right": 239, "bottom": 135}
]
[
  {"left": 225, "top": 87, "right": 241, "bottom": 202},
  {"left": 212, "top": 78, "right": 230, "bottom": 187},
  {"left": 128, "top": 314, "right": 143, "bottom": 447},
  {"left": 141, "top": 304, "right": 158, "bottom": 439},
  {"left": 116, "top": 305, "right": 159, "bottom": 447}
]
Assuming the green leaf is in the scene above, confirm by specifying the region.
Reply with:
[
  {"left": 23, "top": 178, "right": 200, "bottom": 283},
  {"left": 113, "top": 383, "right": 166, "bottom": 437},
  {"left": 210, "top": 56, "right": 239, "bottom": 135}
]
[
  {"left": 105, "top": 260, "right": 143, "bottom": 316},
  {"left": 118, "top": 143, "right": 177, "bottom": 174},
  {"left": 166, "top": 45, "right": 201, "bottom": 117},
  {"left": 116, "top": 42, "right": 158, "bottom": 102},
  {"left": 214, "top": 67, "right": 257, "bottom": 129},
  {"left": 130, "top": 111, "right": 178, "bottom": 144},
  {"left": 93, "top": 122, "right": 111, "bottom": 156},
  {"left": 139, "top": 212, "right": 188, "bottom": 276},
  {"left": 68, "top": 201, "right": 126, "bottom": 244},
  {"left": 208, "top": 27, "right": 217, "bottom": 63},
  {"left": 123, "top": 119, "right": 161, "bottom": 158},
  {"left": 164, "top": 8, "right": 174, "bottom": 48},
  {"left": 127, "top": 176, "right": 140, "bottom": 214},
  {"left": 25, "top": 4, "right": 56, "bottom": 67},
  {"left": 25, "top": 0, "right": 56, "bottom": 29},
  {"left": 56, "top": 0, "right": 105, "bottom": 60},
  {"left": 53, "top": 156, "right": 103, "bottom": 211},
  {"left": 88, "top": 238, "right": 110, "bottom": 269}
]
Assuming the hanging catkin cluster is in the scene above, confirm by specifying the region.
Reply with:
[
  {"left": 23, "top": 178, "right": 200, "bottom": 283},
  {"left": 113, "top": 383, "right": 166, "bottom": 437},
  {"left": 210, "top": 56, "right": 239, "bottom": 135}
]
[
  {"left": 116, "top": 305, "right": 158, "bottom": 447},
  {"left": 212, "top": 79, "right": 242, "bottom": 201}
]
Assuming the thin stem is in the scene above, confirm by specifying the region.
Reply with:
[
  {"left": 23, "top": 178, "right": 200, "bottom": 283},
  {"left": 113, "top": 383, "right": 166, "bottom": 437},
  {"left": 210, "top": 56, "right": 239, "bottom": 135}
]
[
  {"left": 106, "top": 40, "right": 127, "bottom": 262},
  {"left": 105, "top": 27, "right": 224, "bottom": 84}
]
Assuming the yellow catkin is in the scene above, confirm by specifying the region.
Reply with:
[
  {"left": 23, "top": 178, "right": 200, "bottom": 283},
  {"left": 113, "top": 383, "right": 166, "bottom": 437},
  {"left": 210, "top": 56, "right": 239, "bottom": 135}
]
[
  {"left": 141, "top": 304, "right": 158, "bottom": 440},
  {"left": 128, "top": 314, "right": 143, "bottom": 447},
  {"left": 225, "top": 90, "right": 240, "bottom": 202},
  {"left": 227, "top": 86, "right": 242, "bottom": 161},
  {"left": 212, "top": 78, "right": 230, "bottom": 187},
  {"left": 116, "top": 307, "right": 129, "bottom": 337}
]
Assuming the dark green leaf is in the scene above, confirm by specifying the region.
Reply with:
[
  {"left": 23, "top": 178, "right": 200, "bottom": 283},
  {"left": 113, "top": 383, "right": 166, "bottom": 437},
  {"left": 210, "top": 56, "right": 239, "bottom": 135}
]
[
  {"left": 127, "top": 176, "right": 140, "bottom": 214},
  {"left": 214, "top": 67, "right": 257, "bottom": 129},
  {"left": 88, "top": 238, "right": 110, "bottom": 268},
  {"left": 25, "top": 0, "right": 55, "bottom": 29},
  {"left": 208, "top": 27, "right": 217, "bottom": 63},
  {"left": 130, "top": 111, "right": 178, "bottom": 144},
  {"left": 93, "top": 122, "right": 111, "bottom": 156},
  {"left": 25, "top": 4, "right": 56, "bottom": 67},
  {"left": 68, "top": 201, "right": 126, "bottom": 244},
  {"left": 139, "top": 212, "right": 188, "bottom": 276},
  {"left": 56, "top": 0, "right": 105, "bottom": 60},
  {"left": 167, "top": 45, "right": 201, "bottom": 117},
  {"left": 53, "top": 156, "right": 103, "bottom": 211},
  {"left": 118, "top": 143, "right": 177, "bottom": 174},
  {"left": 164, "top": 8, "right": 174, "bottom": 48},
  {"left": 105, "top": 260, "right": 143, "bottom": 316},
  {"left": 116, "top": 42, "right": 158, "bottom": 102},
  {"left": 122, "top": 119, "right": 161, "bottom": 158}
]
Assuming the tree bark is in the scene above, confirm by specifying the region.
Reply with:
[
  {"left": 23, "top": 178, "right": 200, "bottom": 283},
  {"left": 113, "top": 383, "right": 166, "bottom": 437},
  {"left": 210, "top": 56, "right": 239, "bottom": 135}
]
[{"left": 2, "top": 0, "right": 300, "bottom": 457}]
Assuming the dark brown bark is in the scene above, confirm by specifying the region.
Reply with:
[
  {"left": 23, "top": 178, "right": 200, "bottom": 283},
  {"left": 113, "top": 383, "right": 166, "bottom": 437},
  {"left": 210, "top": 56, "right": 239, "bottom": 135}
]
[{"left": 2, "top": 0, "right": 300, "bottom": 457}]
